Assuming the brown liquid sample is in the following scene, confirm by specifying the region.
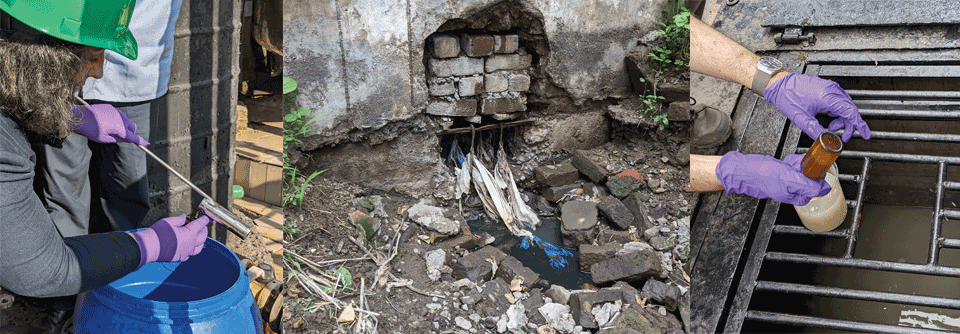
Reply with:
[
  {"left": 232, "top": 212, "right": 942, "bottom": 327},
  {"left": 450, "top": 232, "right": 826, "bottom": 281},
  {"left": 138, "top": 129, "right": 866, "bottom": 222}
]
[{"left": 801, "top": 132, "right": 843, "bottom": 180}]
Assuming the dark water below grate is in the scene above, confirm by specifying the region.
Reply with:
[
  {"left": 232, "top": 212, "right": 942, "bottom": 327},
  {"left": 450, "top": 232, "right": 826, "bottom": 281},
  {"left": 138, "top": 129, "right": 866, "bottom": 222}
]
[{"left": 467, "top": 215, "right": 592, "bottom": 290}]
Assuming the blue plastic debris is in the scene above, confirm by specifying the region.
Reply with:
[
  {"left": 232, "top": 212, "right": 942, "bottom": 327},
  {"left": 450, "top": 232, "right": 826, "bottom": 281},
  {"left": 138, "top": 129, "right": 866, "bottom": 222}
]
[{"left": 521, "top": 235, "right": 574, "bottom": 269}]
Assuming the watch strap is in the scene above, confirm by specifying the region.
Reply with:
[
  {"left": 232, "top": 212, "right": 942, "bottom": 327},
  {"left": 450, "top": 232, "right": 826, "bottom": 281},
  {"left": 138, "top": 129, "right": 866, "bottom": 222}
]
[{"left": 751, "top": 67, "right": 773, "bottom": 97}]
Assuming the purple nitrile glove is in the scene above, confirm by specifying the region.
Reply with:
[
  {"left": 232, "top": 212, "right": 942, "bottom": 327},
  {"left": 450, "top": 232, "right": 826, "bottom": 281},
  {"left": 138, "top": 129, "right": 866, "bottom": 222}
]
[
  {"left": 130, "top": 214, "right": 210, "bottom": 266},
  {"left": 715, "top": 151, "right": 832, "bottom": 206},
  {"left": 763, "top": 72, "right": 872, "bottom": 142},
  {"left": 73, "top": 104, "right": 150, "bottom": 145}
]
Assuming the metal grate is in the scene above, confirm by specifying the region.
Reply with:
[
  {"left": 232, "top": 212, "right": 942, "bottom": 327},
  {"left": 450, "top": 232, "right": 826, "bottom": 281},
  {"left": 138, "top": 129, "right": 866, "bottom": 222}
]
[{"left": 726, "top": 64, "right": 960, "bottom": 333}]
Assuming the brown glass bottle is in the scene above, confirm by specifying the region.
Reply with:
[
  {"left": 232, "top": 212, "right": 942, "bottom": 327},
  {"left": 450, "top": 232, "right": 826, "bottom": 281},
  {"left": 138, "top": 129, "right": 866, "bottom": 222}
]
[{"left": 800, "top": 132, "right": 843, "bottom": 179}]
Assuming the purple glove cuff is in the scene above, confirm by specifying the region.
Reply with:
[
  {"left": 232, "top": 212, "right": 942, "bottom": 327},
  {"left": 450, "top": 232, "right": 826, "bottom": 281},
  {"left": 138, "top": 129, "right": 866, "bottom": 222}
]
[{"left": 130, "top": 229, "right": 159, "bottom": 267}]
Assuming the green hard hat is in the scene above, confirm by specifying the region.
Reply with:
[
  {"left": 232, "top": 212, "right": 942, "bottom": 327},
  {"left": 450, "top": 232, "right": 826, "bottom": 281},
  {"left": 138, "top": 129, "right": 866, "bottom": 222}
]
[{"left": 0, "top": 0, "right": 138, "bottom": 60}]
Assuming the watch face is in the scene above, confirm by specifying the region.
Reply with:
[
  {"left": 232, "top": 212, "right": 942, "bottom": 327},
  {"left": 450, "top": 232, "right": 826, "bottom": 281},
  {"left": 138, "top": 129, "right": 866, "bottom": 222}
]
[{"left": 758, "top": 57, "right": 783, "bottom": 72}]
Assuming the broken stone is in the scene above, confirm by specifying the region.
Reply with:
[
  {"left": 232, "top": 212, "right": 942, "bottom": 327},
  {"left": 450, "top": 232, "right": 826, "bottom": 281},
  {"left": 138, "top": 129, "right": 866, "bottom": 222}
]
[
  {"left": 424, "top": 249, "right": 446, "bottom": 282},
  {"left": 613, "top": 281, "right": 641, "bottom": 307},
  {"left": 439, "top": 234, "right": 481, "bottom": 253},
  {"left": 561, "top": 201, "right": 598, "bottom": 231},
  {"left": 676, "top": 143, "right": 690, "bottom": 166},
  {"left": 622, "top": 191, "right": 653, "bottom": 230},
  {"left": 641, "top": 280, "right": 680, "bottom": 312},
  {"left": 680, "top": 291, "right": 691, "bottom": 333},
  {"left": 598, "top": 196, "right": 635, "bottom": 230},
  {"left": 453, "top": 246, "right": 508, "bottom": 282},
  {"left": 498, "top": 256, "right": 541, "bottom": 290},
  {"left": 406, "top": 202, "right": 460, "bottom": 235},
  {"left": 542, "top": 184, "right": 581, "bottom": 203},
  {"left": 647, "top": 178, "right": 661, "bottom": 191},
  {"left": 536, "top": 325, "right": 557, "bottom": 334},
  {"left": 606, "top": 169, "right": 643, "bottom": 199},
  {"left": 579, "top": 242, "right": 621, "bottom": 271},
  {"left": 481, "top": 277, "right": 514, "bottom": 312},
  {"left": 572, "top": 150, "right": 609, "bottom": 183},
  {"left": 348, "top": 210, "right": 379, "bottom": 239},
  {"left": 466, "top": 115, "right": 483, "bottom": 124},
  {"left": 536, "top": 196, "right": 557, "bottom": 216},
  {"left": 619, "top": 241, "right": 655, "bottom": 256},
  {"left": 582, "top": 182, "right": 609, "bottom": 199},
  {"left": 524, "top": 289, "right": 545, "bottom": 319},
  {"left": 504, "top": 304, "right": 527, "bottom": 332},
  {"left": 600, "top": 304, "right": 683, "bottom": 334},
  {"left": 592, "top": 302, "right": 621, "bottom": 328},
  {"left": 535, "top": 160, "right": 580, "bottom": 187},
  {"left": 650, "top": 235, "right": 676, "bottom": 252},
  {"left": 643, "top": 226, "right": 660, "bottom": 240},
  {"left": 598, "top": 229, "right": 637, "bottom": 245},
  {"left": 539, "top": 303, "right": 576, "bottom": 334},
  {"left": 569, "top": 289, "right": 623, "bottom": 329},
  {"left": 455, "top": 316, "right": 472, "bottom": 330},
  {"left": 544, "top": 284, "right": 571, "bottom": 305},
  {"left": 591, "top": 249, "right": 662, "bottom": 284},
  {"left": 625, "top": 45, "right": 655, "bottom": 94}
]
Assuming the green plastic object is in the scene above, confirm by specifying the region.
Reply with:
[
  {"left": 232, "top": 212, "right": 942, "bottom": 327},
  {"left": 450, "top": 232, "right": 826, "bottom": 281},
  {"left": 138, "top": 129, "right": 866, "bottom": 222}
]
[
  {"left": 0, "top": 0, "right": 139, "bottom": 60},
  {"left": 282, "top": 77, "right": 297, "bottom": 95},
  {"left": 232, "top": 185, "right": 244, "bottom": 199}
]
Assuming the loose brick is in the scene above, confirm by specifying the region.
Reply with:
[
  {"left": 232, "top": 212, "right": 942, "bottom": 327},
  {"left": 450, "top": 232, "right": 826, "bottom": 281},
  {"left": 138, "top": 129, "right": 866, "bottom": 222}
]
[
  {"left": 494, "top": 34, "right": 519, "bottom": 54},
  {"left": 486, "top": 54, "right": 532, "bottom": 72},
  {"left": 460, "top": 33, "right": 494, "bottom": 57},
  {"left": 484, "top": 73, "right": 509, "bottom": 93},
  {"left": 598, "top": 195, "right": 635, "bottom": 230},
  {"left": 458, "top": 76, "right": 484, "bottom": 97},
  {"left": 666, "top": 101, "right": 691, "bottom": 121},
  {"left": 542, "top": 184, "right": 581, "bottom": 203},
  {"left": 426, "top": 99, "right": 478, "bottom": 117},
  {"left": 579, "top": 242, "right": 621, "bottom": 271},
  {"left": 571, "top": 150, "right": 609, "bottom": 184},
  {"left": 508, "top": 73, "right": 530, "bottom": 92},
  {"left": 429, "top": 81, "right": 455, "bottom": 96},
  {"left": 429, "top": 56, "right": 483, "bottom": 77},
  {"left": 480, "top": 96, "right": 526, "bottom": 115},
  {"left": 606, "top": 169, "right": 643, "bottom": 198},
  {"left": 430, "top": 34, "right": 460, "bottom": 58},
  {"left": 534, "top": 160, "right": 579, "bottom": 187}
]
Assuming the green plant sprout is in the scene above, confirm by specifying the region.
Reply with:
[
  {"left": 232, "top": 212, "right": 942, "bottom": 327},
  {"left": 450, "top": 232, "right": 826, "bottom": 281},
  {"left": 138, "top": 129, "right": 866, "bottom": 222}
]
[{"left": 283, "top": 77, "right": 326, "bottom": 206}]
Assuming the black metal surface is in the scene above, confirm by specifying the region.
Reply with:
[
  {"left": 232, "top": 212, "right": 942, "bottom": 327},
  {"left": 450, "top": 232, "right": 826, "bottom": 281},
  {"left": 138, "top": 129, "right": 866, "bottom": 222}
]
[{"left": 761, "top": 0, "right": 960, "bottom": 27}]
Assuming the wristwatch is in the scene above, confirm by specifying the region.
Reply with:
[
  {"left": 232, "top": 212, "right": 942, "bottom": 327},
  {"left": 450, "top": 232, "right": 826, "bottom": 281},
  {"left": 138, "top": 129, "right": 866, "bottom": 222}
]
[{"left": 751, "top": 56, "right": 783, "bottom": 97}]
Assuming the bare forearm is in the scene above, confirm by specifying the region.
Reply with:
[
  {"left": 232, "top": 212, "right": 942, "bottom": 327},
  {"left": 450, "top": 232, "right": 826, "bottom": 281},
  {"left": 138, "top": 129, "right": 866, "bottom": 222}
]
[{"left": 690, "top": 154, "right": 724, "bottom": 192}]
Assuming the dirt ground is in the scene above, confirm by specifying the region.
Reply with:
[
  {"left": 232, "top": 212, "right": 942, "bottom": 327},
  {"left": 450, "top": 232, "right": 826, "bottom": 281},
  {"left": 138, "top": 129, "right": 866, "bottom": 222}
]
[{"left": 281, "top": 117, "right": 692, "bottom": 333}]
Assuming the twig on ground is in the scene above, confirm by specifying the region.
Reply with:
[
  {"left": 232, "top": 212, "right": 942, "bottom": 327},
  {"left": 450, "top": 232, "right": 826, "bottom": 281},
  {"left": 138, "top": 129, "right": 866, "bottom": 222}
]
[
  {"left": 382, "top": 294, "right": 404, "bottom": 314},
  {"left": 386, "top": 274, "right": 445, "bottom": 299}
]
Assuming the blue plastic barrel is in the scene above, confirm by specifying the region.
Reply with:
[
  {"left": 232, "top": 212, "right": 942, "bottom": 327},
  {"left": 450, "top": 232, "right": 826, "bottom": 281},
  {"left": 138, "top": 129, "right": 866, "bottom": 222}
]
[{"left": 74, "top": 237, "right": 264, "bottom": 333}]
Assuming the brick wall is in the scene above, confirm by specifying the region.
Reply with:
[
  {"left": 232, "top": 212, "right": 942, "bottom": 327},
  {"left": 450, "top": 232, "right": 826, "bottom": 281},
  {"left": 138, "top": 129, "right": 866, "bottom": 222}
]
[{"left": 425, "top": 32, "right": 532, "bottom": 121}]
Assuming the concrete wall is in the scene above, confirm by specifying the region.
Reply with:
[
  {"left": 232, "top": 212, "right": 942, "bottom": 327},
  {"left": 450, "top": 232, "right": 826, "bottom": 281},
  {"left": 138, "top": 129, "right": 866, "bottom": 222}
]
[{"left": 285, "top": 0, "right": 666, "bottom": 150}]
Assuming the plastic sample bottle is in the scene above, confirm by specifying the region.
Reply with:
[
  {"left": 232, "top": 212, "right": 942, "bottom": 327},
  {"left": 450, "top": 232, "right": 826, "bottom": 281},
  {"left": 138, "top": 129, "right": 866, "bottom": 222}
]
[
  {"left": 795, "top": 163, "right": 847, "bottom": 232},
  {"left": 794, "top": 132, "right": 847, "bottom": 232}
]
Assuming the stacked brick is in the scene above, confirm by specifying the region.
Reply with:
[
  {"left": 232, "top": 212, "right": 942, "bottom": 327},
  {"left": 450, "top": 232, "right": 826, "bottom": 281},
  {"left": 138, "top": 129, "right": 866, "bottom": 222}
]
[{"left": 426, "top": 33, "right": 531, "bottom": 119}]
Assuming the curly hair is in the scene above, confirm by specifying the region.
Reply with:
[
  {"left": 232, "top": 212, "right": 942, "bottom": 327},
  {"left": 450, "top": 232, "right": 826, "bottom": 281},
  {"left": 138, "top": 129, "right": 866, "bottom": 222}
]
[{"left": 0, "top": 29, "right": 85, "bottom": 137}]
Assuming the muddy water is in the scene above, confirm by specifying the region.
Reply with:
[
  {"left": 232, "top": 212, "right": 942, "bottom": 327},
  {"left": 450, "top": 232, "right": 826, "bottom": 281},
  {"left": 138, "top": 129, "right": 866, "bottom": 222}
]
[
  {"left": 807, "top": 204, "right": 960, "bottom": 333},
  {"left": 467, "top": 215, "right": 592, "bottom": 290}
]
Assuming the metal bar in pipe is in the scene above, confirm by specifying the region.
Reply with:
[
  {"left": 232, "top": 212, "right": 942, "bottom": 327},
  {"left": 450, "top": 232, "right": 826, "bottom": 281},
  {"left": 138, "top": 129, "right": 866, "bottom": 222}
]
[
  {"left": 795, "top": 149, "right": 960, "bottom": 165},
  {"left": 772, "top": 225, "right": 848, "bottom": 238},
  {"left": 755, "top": 281, "right": 960, "bottom": 310},
  {"left": 765, "top": 252, "right": 960, "bottom": 277},
  {"left": 942, "top": 238, "right": 960, "bottom": 249},
  {"left": 930, "top": 161, "right": 947, "bottom": 265},
  {"left": 942, "top": 210, "right": 960, "bottom": 220},
  {"left": 835, "top": 130, "right": 960, "bottom": 143},
  {"left": 846, "top": 90, "right": 960, "bottom": 100},
  {"left": 845, "top": 158, "right": 871, "bottom": 258},
  {"left": 944, "top": 181, "right": 960, "bottom": 190},
  {"left": 745, "top": 310, "right": 955, "bottom": 334},
  {"left": 838, "top": 174, "right": 859, "bottom": 183},
  {"left": 818, "top": 109, "right": 960, "bottom": 120}
]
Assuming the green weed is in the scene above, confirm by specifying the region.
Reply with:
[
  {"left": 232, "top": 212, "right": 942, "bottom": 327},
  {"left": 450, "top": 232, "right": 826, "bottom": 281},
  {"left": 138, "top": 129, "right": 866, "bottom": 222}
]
[
  {"left": 638, "top": 0, "right": 688, "bottom": 131},
  {"left": 283, "top": 77, "right": 326, "bottom": 207}
]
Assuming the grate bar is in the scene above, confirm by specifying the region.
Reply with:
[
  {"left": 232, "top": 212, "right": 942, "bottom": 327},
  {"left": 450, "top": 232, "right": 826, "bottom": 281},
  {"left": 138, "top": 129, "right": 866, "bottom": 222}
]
[
  {"left": 796, "top": 149, "right": 960, "bottom": 165},
  {"left": 840, "top": 109, "right": 960, "bottom": 120},
  {"left": 942, "top": 238, "right": 960, "bottom": 249},
  {"left": 836, "top": 130, "right": 960, "bottom": 143},
  {"left": 838, "top": 174, "right": 859, "bottom": 183},
  {"left": 930, "top": 161, "right": 947, "bottom": 265},
  {"left": 745, "top": 310, "right": 956, "bottom": 334},
  {"left": 772, "top": 225, "right": 848, "bottom": 238},
  {"left": 941, "top": 210, "right": 960, "bottom": 220},
  {"left": 845, "top": 158, "right": 871, "bottom": 258},
  {"left": 943, "top": 181, "right": 960, "bottom": 190},
  {"left": 846, "top": 90, "right": 960, "bottom": 100},
  {"left": 766, "top": 252, "right": 960, "bottom": 277},
  {"left": 755, "top": 281, "right": 960, "bottom": 309}
]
